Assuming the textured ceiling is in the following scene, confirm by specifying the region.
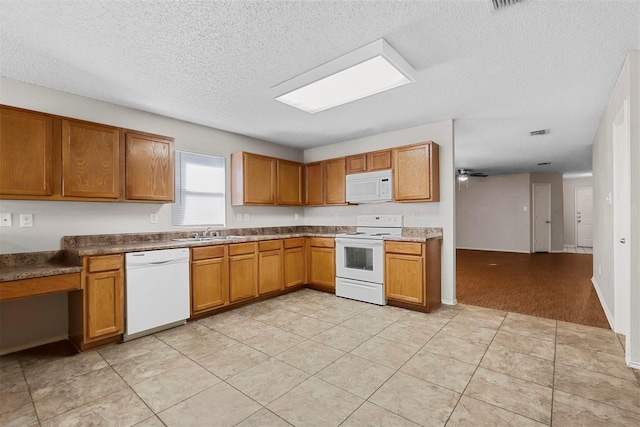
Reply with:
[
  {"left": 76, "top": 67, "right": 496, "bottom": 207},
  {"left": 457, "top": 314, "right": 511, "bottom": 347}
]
[{"left": 1, "top": 1, "right": 638, "bottom": 175}]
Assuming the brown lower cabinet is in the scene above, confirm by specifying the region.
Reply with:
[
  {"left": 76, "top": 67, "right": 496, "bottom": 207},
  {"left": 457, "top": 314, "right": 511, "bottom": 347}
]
[
  {"left": 384, "top": 239, "right": 441, "bottom": 312},
  {"left": 283, "top": 238, "right": 305, "bottom": 288},
  {"left": 191, "top": 245, "right": 228, "bottom": 315},
  {"left": 69, "top": 254, "right": 124, "bottom": 350},
  {"left": 229, "top": 242, "right": 258, "bottom": 302},
  {"left": 258, "top": 240, "right": 283, "bottom": 294},
  {"left": 307, "top": 237, "right": 335, "bottom": 292}
]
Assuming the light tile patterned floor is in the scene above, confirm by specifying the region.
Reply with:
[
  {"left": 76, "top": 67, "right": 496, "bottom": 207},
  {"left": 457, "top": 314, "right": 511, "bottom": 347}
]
[{"left": 1, "top": 289, "right": 639, "bottom": 427}]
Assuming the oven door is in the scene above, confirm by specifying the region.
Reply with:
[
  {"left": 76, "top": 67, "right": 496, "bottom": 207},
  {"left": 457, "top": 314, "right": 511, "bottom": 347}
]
[{"left": 335, "top": 237, "right": 384, "bottom": 284}]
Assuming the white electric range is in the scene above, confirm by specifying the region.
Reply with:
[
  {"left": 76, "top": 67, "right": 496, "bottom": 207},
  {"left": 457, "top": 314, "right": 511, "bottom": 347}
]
[{"left": 335, "top": 215, "right": 403, "bottom": 305}]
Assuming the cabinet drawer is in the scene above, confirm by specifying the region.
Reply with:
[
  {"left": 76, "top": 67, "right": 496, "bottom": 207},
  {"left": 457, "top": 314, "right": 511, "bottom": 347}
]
[
  {"left": 385, "top": 242, "right": 422, "bottom": 256},
  {"left": 87, "top": 254, "right": 122, "bottom": 272},
  {"left": 192, "top": 245, "right": 226, "bottom": 261},
  {"left": 229, "top": 242, "right": 257, "bottom": 256},
  {"left": 259, "top": 240, "right": 282, "bottom": 252},
  {"left": 284, "top": 238, "right": 305, "bottom": 249},
  {"left": 308, "top": 237, "right": 335, "bottom": 248}
]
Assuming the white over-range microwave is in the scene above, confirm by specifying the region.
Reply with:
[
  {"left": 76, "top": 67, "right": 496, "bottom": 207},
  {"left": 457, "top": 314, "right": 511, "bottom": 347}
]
[{"left": 345, "top": 169, "right": 393, "bottom": 204}]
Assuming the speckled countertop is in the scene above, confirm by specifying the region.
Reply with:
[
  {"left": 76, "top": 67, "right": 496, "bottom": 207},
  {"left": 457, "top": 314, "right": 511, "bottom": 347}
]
[
  {"left": 0, "top": 251, "right": 83, "bottom": 282},
  {"left": 2, "top": 226, "right": 443, "bottom": 282}
]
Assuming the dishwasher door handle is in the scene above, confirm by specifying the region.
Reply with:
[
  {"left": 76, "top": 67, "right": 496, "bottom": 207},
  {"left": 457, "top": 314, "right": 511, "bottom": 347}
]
[{"left": 149, "top": 260, "right": 175, "bottom": 265}]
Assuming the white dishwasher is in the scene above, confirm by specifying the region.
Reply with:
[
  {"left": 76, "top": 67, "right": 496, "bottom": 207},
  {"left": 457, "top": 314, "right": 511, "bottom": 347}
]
[{"left": 124, "top": 248, "right": 190, "bottom": 341}]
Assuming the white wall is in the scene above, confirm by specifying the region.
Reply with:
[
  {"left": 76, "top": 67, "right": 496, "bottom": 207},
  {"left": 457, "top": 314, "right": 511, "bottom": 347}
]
[
  {"left": 0, "top": 78, "right": 305, "bottom": 254},
  {"left": 592, "top": 50, "right": 639, "bottom": 368},
  {"left": 562, "top": 177, "right": 593, "bottom": 247},
  {"left": 530, "top": 173, "right": 565, "bottom": 253},
  {"left": 304, "top": 120, "right": 456, "bottom": 305},
  {"left": 456, "top": 174, "right": 531, "bottom": 253}
]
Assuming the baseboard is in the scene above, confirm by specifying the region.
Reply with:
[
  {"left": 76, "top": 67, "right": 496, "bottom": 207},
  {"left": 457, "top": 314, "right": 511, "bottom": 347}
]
[
  {"left": 550, "top": 250, "right": 565, "bottom": 253},
  {"left": 564, "top": 245, "right": 576, "bottom": 250},
  {"left": 456, "top": 247, "right": 531, "bottom": 254},
  {"left": 0, "top": 334, "right": 68, "bottom": 356},
  {"left": 442, "top": 299, "right": 457, "bottom": 305},
  {"left": 591, "top": 276, "right": 615, "bottom": 331},
  {"left": 626, "top": 357, "right": 640, "bottom": 370}
]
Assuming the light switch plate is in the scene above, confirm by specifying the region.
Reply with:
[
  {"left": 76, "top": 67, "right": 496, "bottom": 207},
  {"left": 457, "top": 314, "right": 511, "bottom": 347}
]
[
  {"left": 0, "top": 213, "right": 11, "bottom": 227},
  {"left": 236, "top": 213, "right": 242, "bottom": 222},
  {"left": 20, "top": 213, "right": 33, "bottom": 228},
  {"left": 149, "top": 213, "right": 158, "bottom": 224},
  {"left": 243, "top": 213, "right": 250, "bottom": 222}
]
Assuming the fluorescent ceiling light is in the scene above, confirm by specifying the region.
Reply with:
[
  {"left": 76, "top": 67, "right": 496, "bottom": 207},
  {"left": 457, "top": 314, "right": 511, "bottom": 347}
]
[{"left": 271, "top": 39, "right": 416, "bottom": 114}]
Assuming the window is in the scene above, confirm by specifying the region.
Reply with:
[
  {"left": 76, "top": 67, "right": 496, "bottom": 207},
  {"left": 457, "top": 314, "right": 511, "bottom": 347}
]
[{"left": 172, "top": 150, "right": 225, "bottom": 226}]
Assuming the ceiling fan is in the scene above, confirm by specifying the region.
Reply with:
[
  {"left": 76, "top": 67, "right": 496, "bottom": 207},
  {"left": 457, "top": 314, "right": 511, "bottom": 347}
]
[{"left": 457, "top": 169, "right": 488, "bottom": 181}]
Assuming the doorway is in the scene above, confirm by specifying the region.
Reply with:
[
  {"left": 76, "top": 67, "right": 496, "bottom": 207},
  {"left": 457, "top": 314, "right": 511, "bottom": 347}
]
[
  {"left": 533, "top": 183, "right": 551, "bottom": 253},
  {"left": 575, "top": 187, "right": 594, "bottom": 247}
]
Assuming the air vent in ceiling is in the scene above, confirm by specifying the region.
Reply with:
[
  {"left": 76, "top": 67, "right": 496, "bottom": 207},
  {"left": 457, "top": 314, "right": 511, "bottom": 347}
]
[
  {"left": 530, "top": 129, "right": 550, "bottom": 136},
  {"left": 491, "top": 0, "right": 524, "bottom": 10}
]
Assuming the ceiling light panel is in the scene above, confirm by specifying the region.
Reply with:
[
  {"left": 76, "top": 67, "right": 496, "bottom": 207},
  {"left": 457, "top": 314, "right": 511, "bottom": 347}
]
[{"left": 272, "top": 39, "right": 416, "bottom": 114}]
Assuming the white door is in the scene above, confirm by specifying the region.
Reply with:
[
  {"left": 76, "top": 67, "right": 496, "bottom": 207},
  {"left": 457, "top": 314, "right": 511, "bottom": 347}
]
[
  {"left": 575, "top": 187, "right": 593, "bottom": 247},
  {"left": 613, "top": 100, "right": 630, "bottom": 338},
  {"left": 533, "top": 184, "right": 551, "bottom": 252}
]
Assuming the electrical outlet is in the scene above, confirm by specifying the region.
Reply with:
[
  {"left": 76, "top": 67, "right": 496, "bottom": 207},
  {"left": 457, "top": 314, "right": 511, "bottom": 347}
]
[
  {"left": 0, "top": 213, "right": 11, "bottom": 227},
  {"left": 523, "top": 206, "right": 528, "bottom": 212},
  {"left": 243, "top": 213, "right": 250, "bottom": 221},
  {"left": 236, "top": 213, "right": 243, "bottom": 222},
  {"left": 149, "top": 213, "right": 158, "bottom": 224},
  {"left": 20, "top": 213, "right": 33, "bottom": 228},
  {"left": 294, "top": 213, "right": 300, "bottom": 221},
  {"left": 334, "top": 213, "right": 340, "bottom": 220},
  {"left": 412, "top": 211, "right": 419, "bottom": 220}
]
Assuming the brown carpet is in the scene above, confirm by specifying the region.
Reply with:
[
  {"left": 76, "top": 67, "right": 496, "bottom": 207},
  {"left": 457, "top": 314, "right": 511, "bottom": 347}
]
[{"left": 456, "top": 249, "right": 610, "bottom": 329}]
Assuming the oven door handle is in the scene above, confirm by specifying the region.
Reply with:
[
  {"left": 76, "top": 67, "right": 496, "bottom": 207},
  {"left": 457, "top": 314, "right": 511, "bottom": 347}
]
[{"left": 335, "top": 238, "right": 383, "bottom": 247}]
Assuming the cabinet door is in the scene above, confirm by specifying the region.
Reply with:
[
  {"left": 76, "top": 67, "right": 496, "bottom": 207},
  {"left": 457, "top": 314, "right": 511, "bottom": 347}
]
[
  {"left": 242, "top": 153, "right": 276, "bottom": 205},
  {"left": 304, "top": 162, "right": 323, "bottom": 205},
  {"left": 309, "top": 247, "right": 335, "bottom": 288},
  {"left": 191, "top": 257, "right": 227, "bottom": 313},
  {"left": 259, "top": 249, "right": 283, "bottom": 294},
  {"left": 393, "top": 142, "right": 439, "bottom": 202},
  {"left": 85, "top": 269, "right": 123, "bottom": 340},
  {"left": 367, "top": 150, "right": 391, "bottom": 171},
  {"left": 385, "top": 253, "right": 424, "bottom": 304},
  {"left": 125, "top": 131, "right": 174, "bottom": 202},
  {"left": 277, "top": 159, "right": 303, "bottom": 206},
  {"left": 1, "top": 108, "right": 53, "bottom": 196},
  {"left": 229, "top": 253, "right": 258, "bottom": 302},
  {"left": 346, "top": 154, "right": 367, "bottom": 174},
  {"left": 324, "top": 158, "right": 346, "bottom": 205},
  {"left": 62, "top": 120, "right": 120, "bottom": 199},
  {"left": 284, "top": 246, "right": 305, "bottom": 288}
]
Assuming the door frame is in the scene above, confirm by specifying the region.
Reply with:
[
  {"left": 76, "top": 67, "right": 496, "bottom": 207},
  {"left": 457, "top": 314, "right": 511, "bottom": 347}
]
[
  {"left": 532, "top": 183, "right": 551, "bottom": 253},
  {"left": 574, "top": 186, "right": 593, "bottom": 247},
  {"left": 613, "top": 99, "right": 631, "bottom": 340}
]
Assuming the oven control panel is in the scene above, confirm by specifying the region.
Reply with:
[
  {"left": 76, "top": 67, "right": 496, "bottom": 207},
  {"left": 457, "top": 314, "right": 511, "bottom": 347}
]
[{"left": 355, "top": 215, "right": 403, "bottom": 228}]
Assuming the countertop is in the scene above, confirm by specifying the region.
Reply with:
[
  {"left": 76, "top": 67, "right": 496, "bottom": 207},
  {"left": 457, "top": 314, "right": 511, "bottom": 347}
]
[{"left": 1, "top": 226, "right": 443, "bottom": 282}]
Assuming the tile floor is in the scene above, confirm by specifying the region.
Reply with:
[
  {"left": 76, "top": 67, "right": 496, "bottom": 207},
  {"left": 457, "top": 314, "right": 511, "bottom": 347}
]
[{"left": 2, "top": 289, "right": 639, "bottom": 426}]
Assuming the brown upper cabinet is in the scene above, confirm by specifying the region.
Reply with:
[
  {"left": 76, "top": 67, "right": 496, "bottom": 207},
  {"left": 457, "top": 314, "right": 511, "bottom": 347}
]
[
  {"left": 324, "top": 158, "right": 347, "bottom": 205},
  {"left": 0, "top": 105, "right": 174, "bottom": 203},
  {"left": 304, "top": 158, "right": 346, "bottom": 206},
  {"left": 0, "top": 107, "right": 53, "bottom": 196},
  {"left": 304, "top": 162, "right": 324, "bottom": 206},
  {"left": 393, "top": 142, "right": 440, "bottom": 202},
  {"left": 125, "top": 131, "right": 174, "bottom": 202},
  {"left": 276, "top": 159, "right": 303, "bottom": 206},
  {"left": 62, "top": 119, "right": 120, "bottom": 199},
  {"left": 346, "top": 149, "right": 391, "bottom": 174},
  {"left": 231, "top": 151, "right": 303, "bottom": 206}
]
